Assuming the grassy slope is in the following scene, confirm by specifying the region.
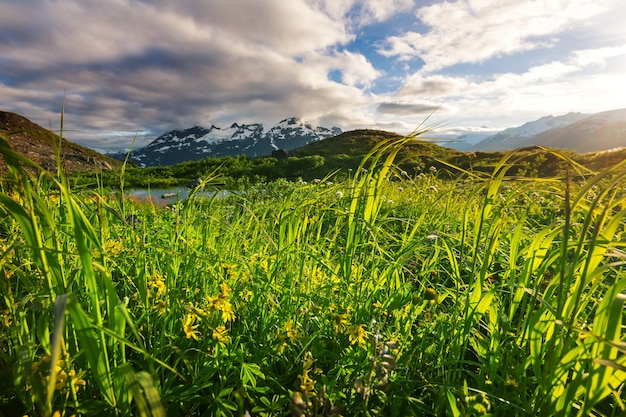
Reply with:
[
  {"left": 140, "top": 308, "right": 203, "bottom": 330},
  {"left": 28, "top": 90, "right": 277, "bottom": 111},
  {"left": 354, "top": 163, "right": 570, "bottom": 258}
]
[
  {"left": 0, "top": 111, "right": 121, "bottom": 174},
  {"left": 2, "top": 138, "right": 626, "bottom": 416}
]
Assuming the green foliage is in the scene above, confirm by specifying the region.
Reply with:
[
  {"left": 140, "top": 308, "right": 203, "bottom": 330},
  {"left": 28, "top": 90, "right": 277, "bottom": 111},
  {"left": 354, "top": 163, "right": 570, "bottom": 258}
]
[{"left": 1, "top": 130, "right": 626, "bottom": 416}]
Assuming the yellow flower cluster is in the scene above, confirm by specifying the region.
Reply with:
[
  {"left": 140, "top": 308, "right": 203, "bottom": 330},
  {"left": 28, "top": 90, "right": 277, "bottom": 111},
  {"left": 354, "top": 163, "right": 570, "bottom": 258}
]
[
  {"left": 181, "top": 283, "right": 235, "bottom": 342},
  {"left": 275, "top": 319, "right": 303, "bottom": 353},
  {"left": 298, "top": 351, "right": 316, "bottom": 394},
  {"left": 212, "top": 325, "right": 229, "bottom": 345},
  {"left": 31, "top": 355, "right": 86, "bottom": 393},
  {"left": 328, "top": 305, "right": 368, "bottom": 347},
  {"left": 206, "top": 283, "right": 236, "bottom": 323},
  {"left": 148, "top": 274, "right": 168, "bottom": 316},
  {"left": 104, "top": 238, "right": 124, "bottom": 257}
]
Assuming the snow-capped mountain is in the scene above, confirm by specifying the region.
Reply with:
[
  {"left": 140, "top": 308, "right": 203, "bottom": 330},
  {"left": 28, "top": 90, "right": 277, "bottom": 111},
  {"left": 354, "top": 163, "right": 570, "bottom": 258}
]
[
  {"left": 114, "top": 117, "right": 342, "bottom": 166},
  {"left": 472, "top": 112, "right": 589, "bottom": 151},
  {"left": 527, "top": 108, "right": 626, "bottom": 152}
]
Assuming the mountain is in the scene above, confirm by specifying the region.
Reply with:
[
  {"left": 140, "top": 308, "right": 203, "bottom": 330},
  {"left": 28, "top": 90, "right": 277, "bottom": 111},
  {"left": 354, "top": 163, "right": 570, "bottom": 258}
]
[
  {"left": 528, "top": 109, "right": 626, "bottom": 152},
  {"left": 472, "top": 112, "right": 589, "bottom": 151},
  {"left": 113, "top": 117, "right": 342, "bottom": 167},
  {"left": 471, "top": 109, "right": 626, "bottom": 152},
  {"left": 0, "top": 111, "right": 120, "bottom": 173}
]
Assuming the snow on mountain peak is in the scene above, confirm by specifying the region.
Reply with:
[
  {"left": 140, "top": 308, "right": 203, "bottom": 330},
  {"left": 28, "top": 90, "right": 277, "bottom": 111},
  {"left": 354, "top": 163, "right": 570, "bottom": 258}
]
[
  {"left": 126, "top": 117, "right": 342, "bottom": 166},
  {"left": 502, "top": 112, "right": 588, "bottom": 138}
]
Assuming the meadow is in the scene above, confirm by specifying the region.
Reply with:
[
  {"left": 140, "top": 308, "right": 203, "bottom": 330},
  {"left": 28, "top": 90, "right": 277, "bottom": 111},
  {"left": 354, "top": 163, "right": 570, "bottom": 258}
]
[{"left": 1, "top": 135, "right": 626, "bottom": 416}]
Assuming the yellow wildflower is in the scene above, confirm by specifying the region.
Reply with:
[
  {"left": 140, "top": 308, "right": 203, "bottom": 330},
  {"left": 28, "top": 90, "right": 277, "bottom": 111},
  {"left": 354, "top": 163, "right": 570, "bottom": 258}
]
[
  {"left": 219, "top": 300, "right": 236, "bottom": 322},
  {"left": 298, "top": 352, "right": 316, "bottom": 394},
  {"left": 285, "top": 319, "right": 301, "bottom": 342},
  {"left": 206, "top": 295, "right": 218, "bottom": 310},
  {"left": 54, "top": 365, "right": 68, "bottom": 390},
  {"left": 424, "top": 287, "right": 439, "bottom": 304},
  {"left": 150, "top": 276, "right": 166, "bottom": 298},
  {"left": 183, "top": 314, "right": 200, "bottom": 340},
  {"left": 238, "top": 289, "right": 253, "bottom": 302},
  {"left": 69, "top": 369, "right": 87, "bottom": 392},
  {"left": 212, "top": 325, "right": 229, "bottom": 345},
  {"left": 152, "top": 300, "right": 168, "bottom": 317},
  {"left": 183, "top": 302, "right": 207, "bottom": 318},
  {"left": 219, "top": 282, "right": 232, "bottom": 298},
  {"left": 332, "top": 312, "right": 348, "bottom": 334},
  {"left": 347, "top": 324, "right": 367, "bottom": 346}
]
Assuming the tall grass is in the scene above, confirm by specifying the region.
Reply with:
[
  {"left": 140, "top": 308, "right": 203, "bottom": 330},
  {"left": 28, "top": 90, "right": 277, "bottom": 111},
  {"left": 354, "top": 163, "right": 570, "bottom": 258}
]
[{"left": 1, "top": 130, "right": 625, "bottom": 416}]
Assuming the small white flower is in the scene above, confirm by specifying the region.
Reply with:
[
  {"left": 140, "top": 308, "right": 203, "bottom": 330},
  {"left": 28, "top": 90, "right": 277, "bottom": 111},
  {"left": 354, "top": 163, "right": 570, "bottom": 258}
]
[{"left": 336, "top": 191, "right": 344, "bottom": 198}]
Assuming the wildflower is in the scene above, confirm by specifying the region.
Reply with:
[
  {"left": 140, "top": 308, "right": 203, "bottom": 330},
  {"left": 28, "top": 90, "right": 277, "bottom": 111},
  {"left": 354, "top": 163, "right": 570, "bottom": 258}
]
[
  {"left": 152, "top": 299, "right": 168, "bottom": 316},
  {"left": 69, "top": 369, "right": 87, "bottom": 392},
  {"left": 54, "top": 365, "right": 68, "bottom": 390},
  {"left": 298, "top": 352, "right": 316, "bottom": 393},
  {"left": 332, "top": 312, "right": 348, "bottom": 334},
  {"left": 219, "top": 300, "right": 236, "bottom": 323},
  {"left": 221, "top": 264, "right": 238, "bottom": 279},
  {"left": 149, "top": 275, "right": 167, "bottom": 298},
  {"left": 183, "top": 314, "right": 200, "bottom": 340},
  {"left": 401, "top": 304, "right": 411, "bottom": 320},
  {"left": 238, "top": 289, "right": 253, "bottom": 302},
  {"left": 183, "top": 302, "right": 207, "bottom": 318},
  {"left": 212, "top": 325, "right": 229, "bottom": 345},
  {"left": 347, "top": 324, "right": 367, "bottom": 346},
  {"left": 336, "top": 190, "right": 344, "bottom": 198},
  {"left": 424, "top": 287, "right": 439, "bottom": 303},
  {"left": 285, "top": 319, "right": 301, "bottom": 342},
  {"left": 219, "top": 282, "right": 232, "bottom": 298}
]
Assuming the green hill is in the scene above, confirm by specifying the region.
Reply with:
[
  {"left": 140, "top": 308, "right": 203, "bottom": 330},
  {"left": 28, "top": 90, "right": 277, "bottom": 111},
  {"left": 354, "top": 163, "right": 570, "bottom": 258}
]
[{"left": 0, "top": 111, "right": 121, "bottom": 174}]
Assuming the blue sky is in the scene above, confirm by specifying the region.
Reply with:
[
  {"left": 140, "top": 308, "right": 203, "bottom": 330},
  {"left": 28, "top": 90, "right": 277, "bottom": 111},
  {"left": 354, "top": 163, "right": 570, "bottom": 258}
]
[{"left": 1, "top": 0, "right": 625, "bottom": 151}]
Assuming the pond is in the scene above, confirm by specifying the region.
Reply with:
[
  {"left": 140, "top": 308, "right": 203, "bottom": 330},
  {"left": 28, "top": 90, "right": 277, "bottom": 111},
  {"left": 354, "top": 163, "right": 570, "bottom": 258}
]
[{"left": 121, "top": 187, "right": 231, "bottom": 206}]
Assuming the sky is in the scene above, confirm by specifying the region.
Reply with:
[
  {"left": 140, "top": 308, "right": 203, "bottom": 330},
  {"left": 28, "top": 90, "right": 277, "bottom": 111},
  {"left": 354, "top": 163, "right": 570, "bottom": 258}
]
[{"left": 1, "top": 0, "right": 625, "bottom": 152}]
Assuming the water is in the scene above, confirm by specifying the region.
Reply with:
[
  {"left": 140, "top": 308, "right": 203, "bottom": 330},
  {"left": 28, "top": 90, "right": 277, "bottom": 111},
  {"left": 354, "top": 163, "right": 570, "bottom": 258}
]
[{"left": 121, "top": 187, "right": 230, "bottom": 206}]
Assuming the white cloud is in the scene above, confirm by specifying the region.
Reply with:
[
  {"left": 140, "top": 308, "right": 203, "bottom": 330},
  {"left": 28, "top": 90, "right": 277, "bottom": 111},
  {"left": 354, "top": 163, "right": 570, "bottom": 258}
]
[
  {"left": 571, "top": 46, "right": 626, "bottom": 68},
  {"left": 383, "top": 44, "right": 626, "bottom": 133},
  {"left": 378, "top": 0, "right": 614, "bottom": 72},
  {"left": 307, "top": 0, "right": 415, "bottom": 25},
  {"left": 1, "top": 0, "right": 624, "bottom": 151}
]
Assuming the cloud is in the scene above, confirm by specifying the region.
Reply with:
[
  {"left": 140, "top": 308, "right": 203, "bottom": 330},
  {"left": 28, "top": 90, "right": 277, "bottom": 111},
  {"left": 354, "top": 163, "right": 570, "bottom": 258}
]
[
  {"left": 378, "top": 0, "right": 615, "bottom": 72},
  {"left": 0, "top": 0, "right": 391, "bottom": 150},
  {"left": 377, "top": 102, "right": 441, "bottom": 116},
  {"left": 1, "top": 0, "right": 624, "bottom": 152},
  {"left": 308, "top": 0, "right": 415, "bottom": 26},
  {"left": 376, "top": 43, "right": 626, "bottom": 135}
]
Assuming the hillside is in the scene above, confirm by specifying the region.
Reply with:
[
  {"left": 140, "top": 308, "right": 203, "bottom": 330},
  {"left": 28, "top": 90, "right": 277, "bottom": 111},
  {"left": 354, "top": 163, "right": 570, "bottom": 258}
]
[{"left": 0, "top": 111, "right": 120, "bottom": 173}]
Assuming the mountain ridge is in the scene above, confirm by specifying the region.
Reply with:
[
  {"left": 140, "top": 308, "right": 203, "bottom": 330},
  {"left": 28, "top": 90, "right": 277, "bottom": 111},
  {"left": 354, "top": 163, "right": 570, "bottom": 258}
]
[
  {"left": 469, "top": 108, "right": 626, "bottom": 152},
  {"left": 112, "top": 116, "right": 342, "bottom": 167}
]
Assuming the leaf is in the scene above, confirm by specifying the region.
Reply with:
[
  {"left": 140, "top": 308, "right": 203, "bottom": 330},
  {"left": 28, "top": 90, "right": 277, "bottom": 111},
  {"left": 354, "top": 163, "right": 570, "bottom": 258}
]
[
  {"left": 240, "top": 362, "right": 265, "bottom": 388},
  {"left": 66, "top": 296, "right": 116, "bottom": 407}
]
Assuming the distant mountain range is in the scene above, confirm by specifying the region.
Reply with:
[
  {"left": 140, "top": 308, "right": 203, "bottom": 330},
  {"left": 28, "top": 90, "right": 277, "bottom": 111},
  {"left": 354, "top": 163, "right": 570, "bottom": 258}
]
[
  {"left": 0, "top": 111, "right": 120, "bottom": 172},
  {"left": 465, "top": 108, "right": 626, "bottom": 152},
  {"left": 110, "top": 117, "right": 342, "bottom": 167}
]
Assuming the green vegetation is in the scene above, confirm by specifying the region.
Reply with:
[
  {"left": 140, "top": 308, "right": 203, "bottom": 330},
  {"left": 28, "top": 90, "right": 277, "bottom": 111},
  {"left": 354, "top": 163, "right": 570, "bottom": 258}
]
[
  {"left": 1, "top": 130, "right": 626, "bottom": 416},
  {"left": 68, "top": 130, "right": 626, "bottom": 191}
]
